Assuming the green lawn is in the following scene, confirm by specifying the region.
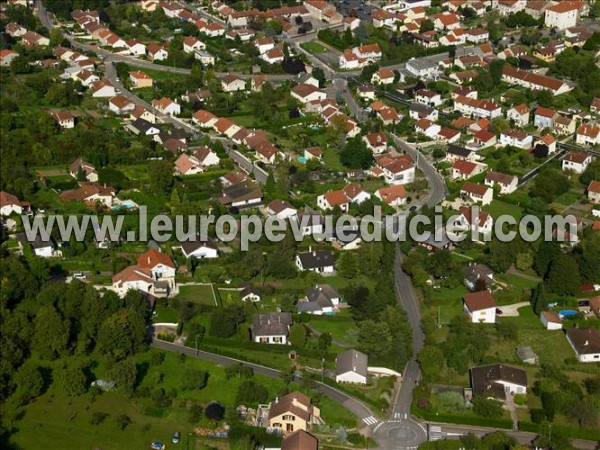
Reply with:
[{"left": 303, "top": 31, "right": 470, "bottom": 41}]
[
  {"left": 486, "top": 199, "right": 525, "bottom": 220},
  {"left": 321, "top": 147, "right": 345, "bottom": 171},
  {"left": 301, "top": 41, "right": 328, "bottom": 54},
  {"left": 9, "top": 349, "right": 286, "bottom": 450},
  {"left": 176, "top": 284, "right": 219, "bottom": 307},
  {"left": 308, "top": 309, "right": 356, "bottom": 346}
]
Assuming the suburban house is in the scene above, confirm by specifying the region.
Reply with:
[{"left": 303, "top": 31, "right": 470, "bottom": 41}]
[
  {"left": 112, "top": 266, "right": 155, "bottom": 296},
  {"left": 317, "top": 183, "right": 369, "bottom": 212},
  {"left": 463, "top": 291, "right": 497, "bottom": 324},
  {"left": 240, "top": 284, "right": 261, "bottom": 302},
  {"left": 304, "top": 147, "right": 322, "bottom": 161},
  {"left": 460, "top": 182, "right": 493, "bottom": 206},
  {"left": 126, "top": 38, "right": 146, "bottom": 56},
  {"left": 470, "top": 364, "right": 527, "bottom": 400},
  {"left": 252, "top": 312, "right": 292, "bottom": 344},
  {"left": 51, "top": 110, "right": 75, "bottom": 129},
  {"left": 180, "top": 236, "right": 219, "bottom": 259},
  {"left": 371, "top": 68, "right": 395, "bottom": 85},
  {"left": 451, "top": 160, "right": 487, "bottom": 180},
  {"left": 137, "top": 249, "right": 176, "bottom": 282},
  {"left": 281, "top": 430, "right": 318, "bottom": 450},
  {"left": 499, "top": 129, "right": 533, "bottom": 149},
  {"left": 108, "top": 95, "right": 135, "bottom": 115},
  {"left": 17, "top": 232, "right": 56, "bottom": 257},
  {"left": 534, "top": 134, "right": 557, "bottom": 155},
  {"left": 221, "top": 74, "right": 246, "bottom": 92},
  {"left": 295, "top": 249, "right": 335, "bottom": 274},
  {"left": 335, "top": 349, "right": 368, "bottom": 385},
  {"left": 415, "top": 89, "right": 443, "bottom": 107},
  {"left": 484, "top": 171, "right": 518, "bottom": 195},
  {"left": 534, "top": 106, "right": 556, "bottom": 129},
  {"left": 152, "top": 97, "right": 181, "bottom": 116},
  {"left": 562, "top": 151, "right": 593, "bottom": 174},
  {"left": 69, "top": 158, "right": 98, "bottom": 182},
  {"left": 541, "top": 311, "right": 563, "bottom": 330},
  {"left": 375, "top": 184, "right": 407, "bottom": 207},
  {"left": 553, "top": 115, "right": 576, "bottom": 136},
  {"left": 91, "top": 80, "right": 116, "bottom": 98},
  {"left": 59, "top": 182, "right": 115, "bottom": 208},
  {"left": 267, "top": 391, "right": 322, "bottom": 434},
  {"left": 0, "top": 49, "right": 19, "bottom": 67},
  {"left": 183, "top": 36, "right": 206, "bottom": 53},
  {"left": 544, "top": 2, "right": 579, "bottom": 30},
  {"left": 362, "top": 132, "right": 388, "bottom": 154},
  {"left": 297, "top": 284, "right": 340, "bottom": 315},
  {"left": 501, "top": 65, "right": 571, "bottom": 96},
  {"left": 129, "top": 71, "right": 153, "bottom": 89},
  {"left": 147, "top": 43, "right": 168, "bottom": 61},
  {"left": 374, "top": 154, "right": 415, "bottom": 185},
  {"left": 576, "top": 124, "right": 600, "bottom": 146},
  {"left": 464, "top": 263, "right": 494, "bottom": 291},
  {"left": 0, "top": 191, "right": 23, "bottom": 216},
  {"left": 453, "top": 95, "right": 502, "bottom": 119},
  {"left": 565, "top": 328, "right": 600, "bottom": 363},
  {"left": 507, "top": 103, "right": 530, "bottom": 127},
  {"left": 295, "top": 211, "right": 324, "bottom": 237},
  {"left": 265, "top": 199, "right": 298, "bottom": 220},
  {"left": 588, "top": 181, "right": 600, "bottom": 204},
  {"left": 216, "top": 182, "right": 263, "bottom": 208},
  {"left": 291, "top": 83, "right": 327, "bottom": 104},
  {"left": 471, "top": 129, "right": 497, "bottom": 149},
  {"left": 129, "top": 118, "right": 160, "bottom": 136},
  {"left": 453, "top": 206, "right": 493, "bottom": 236}
]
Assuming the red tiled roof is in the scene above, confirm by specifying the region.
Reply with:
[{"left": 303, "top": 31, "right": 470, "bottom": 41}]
[
  {"left": 464, "top": 291, "right": 497, "bottom": 311},
  {"left": 137, "top": 248, "right": 175, "bottom": 269}
]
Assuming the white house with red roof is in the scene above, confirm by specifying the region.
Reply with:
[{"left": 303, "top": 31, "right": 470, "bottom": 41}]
[
  {"left": 109, "top": 95, "right": 135, "bottom": 115},
  {"left": 451, "top": 160, "right": 487, "bottom": 180},
  {"left": 126, "top": 38, "right": 146, "bottom": 56},
  {"left": 147, "top": 43, "right": 168, "bottom": 61},
  {"left": 460, "top": 182, "right": 493, "bottom": 206},
  {"left": 265, "top": 200, "right": 298, "bottom": 220},
  {"left": 91, "top": 80, "right": 116, "bottom": 98},
  {"left": 362, "top": 132, "right": 388, "bottom": 154},
  {"left": 152, "top": 97, "right": 181, "bottom": 116},
  {"left": 588, "top": 181, "right": 600, "bottom": 204},
  {"left": 0, "top": 191, "right": 23, "bottom": 216},
  {"left": 562, "top": 151, "right": 593, "bottom": 174},
  {"left": 453, "top": 206, "right": 493, "bottom": 236},
  {"left": 500, "top": 129, "right": 533, "bottom": 149},
  {"left": 221, "top": 74, "right": 246, "bottom": 92},
  {"left": 291, "top": 83, "right": 326, "bottom": 104},
  {"left": 507, "top": 103, "right": 530, "bottom": 127},
  {"left": 261, "top": 48, "right": 285, "bottom": 64},
  {"left": 317, "top": 183, "right": 370, "bottom": 212},
  {"left": 576, "top": 124, "right": 600, "bottom": 146},
  {"left": 0, "top": 49, "right": 18, "bottom": 67},
  {"left": 183, "top": 36, "right": 206, "bottom": 53},
  {"left": 137, "top": 248, "right": 176, "bottom": 279},
  {"left": 174, "top": 154, "right": 204, "bottom": 175},
  {"left": 374, "top": 154, "right": 415, "bottom": 185},
  {"left": 463, "top": 291, "right": 497, "bottom": 324},
  {"left": 545, "top": 2, "right": 579, "bottom": 30},
  {"left": 112, "top": 266, "right": 155, "bottom": 296},
  {"left": 484, "top": 172, "right": 518, "bottom": 195},
  {"left": 375, "top": 185, "right": 407, "bottom": 207},
  {"left": 371, "top": 68, "right": 395, "bottom": 85}
]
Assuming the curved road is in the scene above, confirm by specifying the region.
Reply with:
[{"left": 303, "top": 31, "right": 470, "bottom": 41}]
[{"left": 151, "top": 339, "right": 376, "bottom": 426}]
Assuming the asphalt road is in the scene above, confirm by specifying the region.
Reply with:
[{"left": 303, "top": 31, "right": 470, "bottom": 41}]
[
  {"left": 391, "top": 134, "right": 448, "bottom": 208},
  {"left": 151, "top": 339, "right": 377, "bottom": 427}
]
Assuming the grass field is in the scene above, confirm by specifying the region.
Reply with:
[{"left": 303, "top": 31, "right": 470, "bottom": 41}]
[
  {"left": 308, "top": 309, "right": 356, "bottom": 346},
  {"left": 485, "top": 199, "right": 525, "bottom": 220},
  {"left": 177, "top": 284, "right": 219, "bottom": 306},
  {"left": 301, "top": 41, "right": 328, "bottom": 54},
  {"left": 9, "top": 350, "right": 285, "bottom": 450}
]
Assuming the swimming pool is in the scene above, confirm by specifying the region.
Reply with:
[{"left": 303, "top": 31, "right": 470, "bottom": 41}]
[
  {"left": 558, "top": 310, "right": 578, "bottom": 318},
  {"left": 112, "top": 200, "right": 138, "bottom": 211},
  {"left": 297, "top": 156, "right": 307, "bottom": 164}
]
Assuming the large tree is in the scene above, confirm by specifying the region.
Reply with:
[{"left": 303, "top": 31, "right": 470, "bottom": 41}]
[{"left": 546, "top": 254, "right": 581, "bottom": 296}]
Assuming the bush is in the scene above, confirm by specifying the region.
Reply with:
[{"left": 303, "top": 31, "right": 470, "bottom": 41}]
[
  {"left": 90, "top": 412, "right": 109, "bottom": 425},
  {"left": 531, "top": 409, "right": 545, "bottom": 424},
  {"left": 514, "top": 394, "right": 527, "bottom": 406}
]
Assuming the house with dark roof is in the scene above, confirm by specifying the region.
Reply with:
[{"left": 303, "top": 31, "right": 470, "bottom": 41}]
[
  {"left": 179, "top": 235, "right": 219, "bottom": 259},
  {"left": 295, "top": 249, "right": 335, "bottom": 274},
  {"left": 463, "top": 291, "right": 497, "bottom": 323},
  {"left": 252, "top": 312, "right": 292, "bottom": 344},
  {"left": 297, "top": 284, "right": 340, "bottom": 315},
  {"left": 240, "top": 284, "right": 260, "bottom": 302},
  {"left": 335, "top": 349, "right": 368, "bottom": 384},
  {"left": 216, "top": 182, "right": 263, "bottom": 209},
  {"left": 470, "top": 364, "right": 527, "bottom": 400},
  {"left": 463, "top": 263, "right": 494, "bottom": 291},
  {"left": 565, "top": 328, "right": 600, "bottom": 363},
  {"left": 267, "top": 391, "right": 322, "bottom": 433},
  {"left": 17, "top": 232, "right": 56, "bottom": 258}
]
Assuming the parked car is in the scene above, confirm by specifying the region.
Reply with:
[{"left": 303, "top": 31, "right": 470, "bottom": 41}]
[
  {"left": 151, "top": 441, "right": 165, "bottom": 450},
  {"left": 172, "top": 432, "right": 180, "bottom": 444}
]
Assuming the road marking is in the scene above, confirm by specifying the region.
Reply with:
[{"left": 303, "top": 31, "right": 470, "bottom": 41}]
[
  {"left": 362, "top": 416, "right": 378, "bottom": 425},
  {"left": 394, "top": 412, "right": 401, "bottom": 419}
]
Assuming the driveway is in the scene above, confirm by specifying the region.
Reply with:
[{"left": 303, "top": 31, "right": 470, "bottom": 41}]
[{"left": 497, "top": 302, "right": 530, "bottom": 317}]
